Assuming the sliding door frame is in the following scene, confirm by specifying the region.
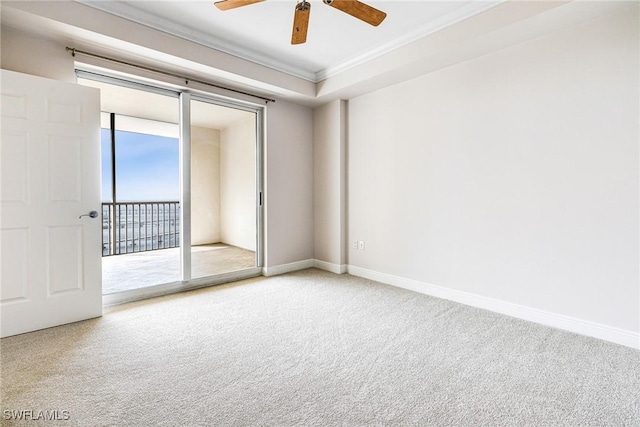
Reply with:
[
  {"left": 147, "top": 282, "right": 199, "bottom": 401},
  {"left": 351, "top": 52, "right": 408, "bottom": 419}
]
[
  {"left": 76, "top": 70, "right": 266, "bottom": 305},
  {"left": 179, "top": 92, "right": 192, "bottom": 281},
  {"left": 190, "top": 93, "right": 265, "bottom": 269}
]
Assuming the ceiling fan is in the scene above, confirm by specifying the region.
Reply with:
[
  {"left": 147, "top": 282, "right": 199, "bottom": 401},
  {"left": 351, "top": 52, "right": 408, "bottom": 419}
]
[{"left": 213, "top": 0, "right": 387, "bottom": 45}]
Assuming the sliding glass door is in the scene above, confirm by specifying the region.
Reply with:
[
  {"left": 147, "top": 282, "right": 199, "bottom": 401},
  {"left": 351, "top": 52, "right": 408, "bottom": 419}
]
[
  {"left": 189, "top": 98, "right": 258, "bottom": 279},
  {"left": 78, "top": 74, "right": 263, "bottom": 296},
  {"left": 96, "top": 85, "right": 181, "bottom": 294}
]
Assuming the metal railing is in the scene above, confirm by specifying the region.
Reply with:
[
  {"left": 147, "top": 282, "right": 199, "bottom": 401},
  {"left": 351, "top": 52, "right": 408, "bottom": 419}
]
[{"left": 102, "top": 202, "right": 180, "bottom": 256}]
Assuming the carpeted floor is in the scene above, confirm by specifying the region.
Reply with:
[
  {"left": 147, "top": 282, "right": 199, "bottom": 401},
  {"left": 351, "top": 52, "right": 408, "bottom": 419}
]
[{"left": 1, "top": 269, "right": 639, "bottom": 426}]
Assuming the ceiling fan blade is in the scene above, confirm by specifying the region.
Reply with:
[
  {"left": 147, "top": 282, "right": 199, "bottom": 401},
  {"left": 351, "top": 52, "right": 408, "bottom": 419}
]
[
  {"left": 324, "top": 0, "right": 386, "bottom": 26},
  {"left": 291, "top": 1, "right": 311, "bottom": 45},
  {"left": 214, "top": 0, "right": 265, "bottom": 11}
]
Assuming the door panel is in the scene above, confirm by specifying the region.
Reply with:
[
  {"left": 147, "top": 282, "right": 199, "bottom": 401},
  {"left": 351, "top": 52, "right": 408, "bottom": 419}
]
[
  {"left": 1, "top": 69, "right": 102, "bottom": 337},
  {"left": 0, "top": 228, "right": 28, "bottom": 301},
  {"left": 48, "top": 136, "right": 83, "bottom": 202},
  {"left": 0, "top": 132, "right": 28, "bottom": 202},
  {"left": 47, "top": 225, "right": 84, "bottom": 294}
]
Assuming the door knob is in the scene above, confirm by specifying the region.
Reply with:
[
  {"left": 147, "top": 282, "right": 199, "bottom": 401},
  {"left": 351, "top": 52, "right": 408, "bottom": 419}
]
[{"left": 79, "top": 210, "right": 99, "bottom": 219}]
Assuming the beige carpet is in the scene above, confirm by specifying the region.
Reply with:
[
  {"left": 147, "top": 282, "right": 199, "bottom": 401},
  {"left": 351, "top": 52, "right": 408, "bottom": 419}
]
[{"left": 1, "top": 269, "right": 639, "bottom": 426}]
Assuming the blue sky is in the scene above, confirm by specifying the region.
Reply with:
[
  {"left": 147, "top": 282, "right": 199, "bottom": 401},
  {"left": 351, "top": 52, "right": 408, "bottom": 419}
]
[{"left": 101, "top": 129, "right": 179, "bottom": 202}]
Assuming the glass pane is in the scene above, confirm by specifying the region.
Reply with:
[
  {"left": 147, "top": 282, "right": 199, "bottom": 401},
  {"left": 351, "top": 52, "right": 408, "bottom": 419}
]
[
  {"left": 79, "top": 78, "right": 182, "bottom": 294},
  {"left": 101, "top": 123, "right": 113, "bottom": 257},
  {"left": 100, "top": 124, "right": 112, "bottom": 203},
  {"left": 190, "top": 99, "right": 257, "bottom": 279},
  {"left": 108, "top": 120, "right": 181, "bottom": 290},
  {"left": 114, "top": 129, "right": 179, "bottom": 202}
]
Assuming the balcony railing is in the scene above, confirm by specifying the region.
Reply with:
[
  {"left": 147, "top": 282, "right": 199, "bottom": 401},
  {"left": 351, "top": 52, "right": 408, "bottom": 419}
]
[{"left": 102, "top": 201, "right": 180, "bottom": 256}]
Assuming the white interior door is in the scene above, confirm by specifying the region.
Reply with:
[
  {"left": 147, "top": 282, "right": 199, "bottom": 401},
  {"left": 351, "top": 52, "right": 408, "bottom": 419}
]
[{"left": 1, "top": 69, "right": 102, "bottom": 338}]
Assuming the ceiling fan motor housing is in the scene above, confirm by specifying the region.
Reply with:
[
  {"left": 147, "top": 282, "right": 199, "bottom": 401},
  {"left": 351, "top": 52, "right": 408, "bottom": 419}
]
[{"left": 297, "top": 1, "right": 311, "bottom": 11}]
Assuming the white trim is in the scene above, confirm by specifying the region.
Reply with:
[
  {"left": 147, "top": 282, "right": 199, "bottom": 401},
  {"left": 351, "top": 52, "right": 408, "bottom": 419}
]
[
  {"left": 313, "top": 259, "right": 347, "bottom": 274},
  {"left": 347, "top": 265, "right": 640, "bottom": 350},
  {"left": 262, "top": 259, "right": 314, "bottom": 277}
]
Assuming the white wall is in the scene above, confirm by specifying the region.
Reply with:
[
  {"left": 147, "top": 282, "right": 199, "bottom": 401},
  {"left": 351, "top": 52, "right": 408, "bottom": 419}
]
[
  {"left": 313, "top": 100, "right": 347, "bottom": 270},
  {"left": 220, "top": 118, "right": 256, "bottom": 251},
  {"left": 348, "top": 7, "right": 639, "bottom": 333},
  {"left": 191, "top": 126, "right": 221, "bottom": 246},
  {"left": 0, "top": 27, "right": 75, "bottom": 82},
  {"left": 265, "top": 100, "right": 314, "bottom": 267}
]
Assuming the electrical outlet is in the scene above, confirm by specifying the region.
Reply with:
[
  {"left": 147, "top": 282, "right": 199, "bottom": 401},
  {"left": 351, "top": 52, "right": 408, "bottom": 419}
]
[
  {"left": 352, "top": 240, "right": 358, "bottom": 250},
  {"left": 358, "top": 241, "right": 365, "bottom": 250}
]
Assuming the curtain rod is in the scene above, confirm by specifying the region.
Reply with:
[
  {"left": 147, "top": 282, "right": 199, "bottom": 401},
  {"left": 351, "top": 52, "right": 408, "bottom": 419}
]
[{"left": 66, "top": 47, "right": 276, "bottom": 104}]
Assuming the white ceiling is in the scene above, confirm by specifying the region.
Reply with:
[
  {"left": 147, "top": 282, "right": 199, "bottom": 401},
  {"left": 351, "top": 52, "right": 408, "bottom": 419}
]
[{"left": 79, "top": 0, "right": 502, "bottom": 82}]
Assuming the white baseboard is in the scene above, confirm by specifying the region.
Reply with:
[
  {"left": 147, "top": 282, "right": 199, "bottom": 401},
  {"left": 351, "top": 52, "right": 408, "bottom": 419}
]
[
  {"left": 313, "top": 259, "right": 348, "bottom": 274},
  {"left": 347, "top": 265, "right": 640, "bottom": 350},
  {"left": 262, "top": 259, "right": 314, "bottom": 277},
  {"left": 262, "top": 259, "right": 347, "bottom": 276}
]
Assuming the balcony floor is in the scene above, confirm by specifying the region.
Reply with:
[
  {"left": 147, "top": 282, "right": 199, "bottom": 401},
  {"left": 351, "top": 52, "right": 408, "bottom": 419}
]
[{"left": 102, "top": 243, "right": 256, "bottom": 294}]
